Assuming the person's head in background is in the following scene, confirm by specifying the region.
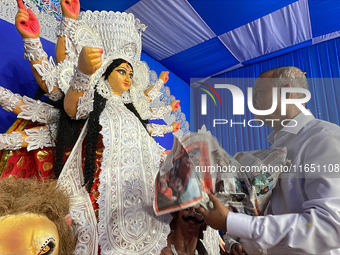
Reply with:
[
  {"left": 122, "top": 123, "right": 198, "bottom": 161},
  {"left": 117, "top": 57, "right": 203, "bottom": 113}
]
[{"left": 252, "top": 66, "right": 309, "bottom": 132}]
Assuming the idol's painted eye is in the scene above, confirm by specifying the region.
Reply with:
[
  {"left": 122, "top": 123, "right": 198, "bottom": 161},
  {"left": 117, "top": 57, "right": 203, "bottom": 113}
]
[
  {"left": 129, "top": 73, "right": 134, "bottom": 79},
  {"left": 38, "top": 239, "right": 56, "bottom": 255},
  {"left": 117, "top": 69, "right": 126, "bottom": 76}
]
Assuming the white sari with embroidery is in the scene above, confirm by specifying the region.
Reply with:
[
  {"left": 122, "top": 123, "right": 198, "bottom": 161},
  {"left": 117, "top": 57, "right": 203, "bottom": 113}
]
[{"left": 58, "top": 93, "right": 171, "bottom": 255}]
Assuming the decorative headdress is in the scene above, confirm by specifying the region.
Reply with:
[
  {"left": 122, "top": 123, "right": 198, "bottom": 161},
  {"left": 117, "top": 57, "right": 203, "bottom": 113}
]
[
  {"left": 57, "top": 10, "right": 151, "bottom": 117},
  {"left": 79, "top": 11, "right": 145, "bottom": 69}
]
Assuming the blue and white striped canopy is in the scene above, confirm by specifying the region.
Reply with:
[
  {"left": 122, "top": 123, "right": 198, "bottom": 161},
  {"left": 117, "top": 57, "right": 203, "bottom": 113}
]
[{"left": 80, "top": 0, "right": 340, "bottom": 84}]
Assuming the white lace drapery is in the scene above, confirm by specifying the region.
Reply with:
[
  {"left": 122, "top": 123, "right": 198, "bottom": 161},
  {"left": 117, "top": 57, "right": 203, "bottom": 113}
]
[
  {"left": 98, "top": 94, "right": 171, "bottom": 254},
  {"left": 58, "top": 93, "right": 171, "bottom": 255}
]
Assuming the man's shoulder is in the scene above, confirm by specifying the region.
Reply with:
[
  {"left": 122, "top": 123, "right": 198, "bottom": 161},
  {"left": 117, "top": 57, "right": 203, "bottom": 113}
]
[{"left": 303, "top": 119, "right": 340, "bottom": 138}]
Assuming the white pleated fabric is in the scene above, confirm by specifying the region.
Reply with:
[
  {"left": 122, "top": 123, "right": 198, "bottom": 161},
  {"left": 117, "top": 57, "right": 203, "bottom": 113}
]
[
  {"left": 218, "top": 0, "right": 312, "bottom": 62},
  {"left": 126, "top": 0, "right": 216, "bottom": 60}
]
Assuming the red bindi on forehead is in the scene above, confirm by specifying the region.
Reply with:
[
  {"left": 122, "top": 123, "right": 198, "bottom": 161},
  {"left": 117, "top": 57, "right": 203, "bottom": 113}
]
[{"left": 123, "top": 62, "right": 132, "bottom": 72}]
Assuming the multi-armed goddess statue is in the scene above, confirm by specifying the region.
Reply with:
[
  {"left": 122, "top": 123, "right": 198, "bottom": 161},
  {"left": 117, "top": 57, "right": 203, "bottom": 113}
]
[{"left": 0, "top": 0, "right": 184, "bottom": 254}]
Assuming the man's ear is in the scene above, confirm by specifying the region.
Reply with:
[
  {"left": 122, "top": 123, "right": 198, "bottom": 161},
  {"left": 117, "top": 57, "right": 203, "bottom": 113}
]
[{"left": 282, "top": 83, "right": 292, "bottom": 99}]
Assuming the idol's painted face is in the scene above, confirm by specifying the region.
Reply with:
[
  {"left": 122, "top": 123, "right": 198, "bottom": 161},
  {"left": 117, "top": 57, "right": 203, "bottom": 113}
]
[
  {"left": 0, "top": 213, "right": 59, "bottom": 255},
  {"left": 107, "top": 62, "right": 134, "bottom": 96}
]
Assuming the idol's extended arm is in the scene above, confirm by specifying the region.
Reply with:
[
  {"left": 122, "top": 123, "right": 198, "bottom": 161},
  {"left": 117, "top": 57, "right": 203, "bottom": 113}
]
[
  {"left": 15, "top": 0, "right": 59, "bottom": 95},
  {"left": 0, "top": 125, "right": 56, "bottom": 151},
  {"left": 149, "top": 100, "right": 180, "bottom": 120},
  {"left": 147, "top": 122, "right": 180, "bottom": 137},
  {"left": 55, "top": 0, "right": 80, "bottom": 63},
  {"left": 0, "top": 86, "right": 59, "bottom": 123},
  {"left": 0, "top": 86, "right": 59, "bottom": 150},
  {"left": 144, "top": 71, "right": 169, "bottom": 102},
  {"left": 64, "top": 46, "right": 103, "bottom": 119}
]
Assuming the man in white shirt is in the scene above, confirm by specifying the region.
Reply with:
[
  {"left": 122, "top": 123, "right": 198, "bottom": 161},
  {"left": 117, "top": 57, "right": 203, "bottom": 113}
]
[{"left": 198, "top": 66, "right": 340, "bottom": 255}]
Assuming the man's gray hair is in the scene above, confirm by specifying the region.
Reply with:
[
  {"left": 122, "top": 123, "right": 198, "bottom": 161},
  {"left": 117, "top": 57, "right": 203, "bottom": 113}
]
[{"left": 266, "top": 66, "right": 309, "bottom": 98}]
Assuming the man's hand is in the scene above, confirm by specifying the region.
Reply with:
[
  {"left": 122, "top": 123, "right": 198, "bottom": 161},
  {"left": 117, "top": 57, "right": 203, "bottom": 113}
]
[
  {"left": 159, "top": 71, "right": 169, "bottom": 84},
  {"left": 61, "top": 0, "right": 80, "bottom": 20},
  {"left": 197, "top": 192, "right": 230, "bottom": 231},
  {"left": 230, "top": 243, "right": 249, "bottom": 255},
  {"left": 77, "top": 46, "right": 103, "bottom": 75},
  {"left": 15, "top": 0, "right": 40, "bottom": 38}
]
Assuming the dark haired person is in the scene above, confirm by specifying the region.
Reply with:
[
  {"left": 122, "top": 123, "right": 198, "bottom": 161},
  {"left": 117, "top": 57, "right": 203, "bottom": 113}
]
[{"left": 161, "top": 207, "right": 208, "bottom": 255}]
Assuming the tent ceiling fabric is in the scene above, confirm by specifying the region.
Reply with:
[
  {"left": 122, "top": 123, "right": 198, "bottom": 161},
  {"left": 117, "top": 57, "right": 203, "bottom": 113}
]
[{"left": 78, "top": 0, "right": 340, "bottom": 83}]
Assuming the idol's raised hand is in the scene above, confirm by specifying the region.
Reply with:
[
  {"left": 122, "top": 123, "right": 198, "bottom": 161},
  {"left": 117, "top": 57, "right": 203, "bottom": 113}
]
[
  {"left": 170, "top": 100, "right": 180, "bottom": 111},
  {"left": 64, "top": 46, "right": 103, "bottom": 118},
  {"left": 15, "top": 0, "right": 40, "bottom": 38},
  {"left": 171, "top": 122, "right": 180, "bottom": 132},
  {"left": 61, "top": 0, "right": 80, "bottom": 20},
  {"left": 77, "top": 46, "right": 103, "bottom": 75},
  {"left": 159, "top": 71, "right": 169, "bottom": 84}
]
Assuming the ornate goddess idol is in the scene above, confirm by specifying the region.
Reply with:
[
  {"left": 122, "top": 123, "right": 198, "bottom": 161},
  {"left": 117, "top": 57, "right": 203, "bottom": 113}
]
[{"left": 56, "top": 8, "right": 173, "bottom": 255}]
